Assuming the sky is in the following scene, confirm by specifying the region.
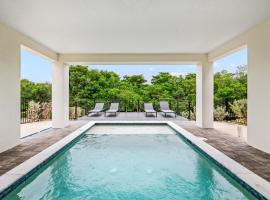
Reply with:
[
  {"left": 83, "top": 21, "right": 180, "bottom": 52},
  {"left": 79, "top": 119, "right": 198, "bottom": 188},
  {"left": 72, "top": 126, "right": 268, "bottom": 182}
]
[{"left": 21, "top": 48, "right": 247, "bottom": 83}]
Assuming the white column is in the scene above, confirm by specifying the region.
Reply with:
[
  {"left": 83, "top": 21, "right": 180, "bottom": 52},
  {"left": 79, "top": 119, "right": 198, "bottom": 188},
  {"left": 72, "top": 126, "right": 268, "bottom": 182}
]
[
  {"left": 52, "top": 62, "right": 69, "bottom": 128},
  {"left": 247, "top": 20, "right": 270, "bottom": 153},
  {"left": 196, "top": 62, "right": 214, "bottom": 128},
  {"left": 0, "top": 25, "right": 20, "bottom": 152}
]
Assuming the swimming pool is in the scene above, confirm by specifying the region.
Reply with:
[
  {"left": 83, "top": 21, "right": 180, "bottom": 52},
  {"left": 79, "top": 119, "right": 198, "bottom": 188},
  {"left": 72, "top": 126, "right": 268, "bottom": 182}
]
[{"left": 0, "top": 123, "right": 267, "bottom": 199}]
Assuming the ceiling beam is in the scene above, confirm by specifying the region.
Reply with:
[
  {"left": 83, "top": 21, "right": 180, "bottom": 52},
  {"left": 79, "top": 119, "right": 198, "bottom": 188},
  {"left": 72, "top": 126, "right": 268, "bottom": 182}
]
[{"left": 59, "top": 53, "right": 208, "bottom": 65}]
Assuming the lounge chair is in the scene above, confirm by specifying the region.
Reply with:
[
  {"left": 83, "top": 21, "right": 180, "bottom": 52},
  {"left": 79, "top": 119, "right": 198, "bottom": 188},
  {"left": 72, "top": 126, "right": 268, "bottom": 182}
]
[
  {"left": 144, "top": 103, "right": 157, "bottom": 117},
  {"left": 160, "top": 101, "right": 176, "bottom": 117},
  {"left": 88, "top": 103, "right": 104, "bottom": 116},
  {"left": 105, "top": 103, "right": 119, "bottom": 117}
]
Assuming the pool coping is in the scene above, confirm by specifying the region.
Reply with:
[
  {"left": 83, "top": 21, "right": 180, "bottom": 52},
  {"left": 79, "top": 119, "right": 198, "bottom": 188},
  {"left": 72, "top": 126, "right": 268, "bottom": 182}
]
[{"left": 0, "top": 121, "right": 269, "bottom": 199}]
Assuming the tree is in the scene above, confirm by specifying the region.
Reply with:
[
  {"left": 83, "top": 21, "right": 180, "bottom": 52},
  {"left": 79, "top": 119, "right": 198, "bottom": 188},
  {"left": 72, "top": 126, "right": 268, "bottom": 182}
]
[
  {"left": 214, "top": 69, "right": 247, "bottom": 113},
  {"left": 21, "top": 79, "right": 35, "bottom": 99},
  {"left": 32, "top": 82, "right": 51, "bottom": 103},
  {"left": 21, "top": 79, "right": 51, "bottom": 103},
  {"left": 123, "top": 75, "right": 146, "bottom": 88},
  {"left": 21, "top": 64, "right": 247, "bottom": 123}
]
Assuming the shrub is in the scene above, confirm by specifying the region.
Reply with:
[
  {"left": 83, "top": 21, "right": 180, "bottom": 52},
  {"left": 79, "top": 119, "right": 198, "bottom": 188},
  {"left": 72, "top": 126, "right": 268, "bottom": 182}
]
[
  {"left": 230, "top": 99, "right": 247, "bottom": 125},
  {"left": 181, "top": 107, "right": 196, "bottom": 120},
  {"left": 69, "top": 107, "right": 86, "bottom": 119},
  {"left": 28, "top": 101, "right": 40, "bottom": 122},
  {"left": 214, "top": 106, "right": 228, "bottom": 121},
  {"left": 69, "top": 107, "right": 76, "bottom": 119},
  {"left": 40, "top": 102, "right": 51, "bottom": 120}
]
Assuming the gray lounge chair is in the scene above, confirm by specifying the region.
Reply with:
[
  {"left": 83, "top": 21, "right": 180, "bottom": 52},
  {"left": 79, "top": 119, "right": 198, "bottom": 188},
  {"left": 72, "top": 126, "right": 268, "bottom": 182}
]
[
  {"left": 105, "top": 103, "right": 119, "bottom": 117},
  {"left": 144, "top": 103, "right": 157, "bottom": 117},
  {"left": 160, "top": 101, "right": 176, "bottom": 117},
  {"left": 88, "top": 103, "right": 104, "bottom": 116}
]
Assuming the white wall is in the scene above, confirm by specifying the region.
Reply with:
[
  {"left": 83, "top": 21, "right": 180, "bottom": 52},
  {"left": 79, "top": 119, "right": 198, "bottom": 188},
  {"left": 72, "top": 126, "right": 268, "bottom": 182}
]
[
  {"left": 0, "top": 23, "right": 57, "bottom": 153},
  {"left": 247, "top": 19, "right": 270, "bottom": 153},
  {"left": 0, "top": 23, "right": 21, "bottom": 152},
  {"left": 209, "top": 17, "right": 270, "bottom": 154}
]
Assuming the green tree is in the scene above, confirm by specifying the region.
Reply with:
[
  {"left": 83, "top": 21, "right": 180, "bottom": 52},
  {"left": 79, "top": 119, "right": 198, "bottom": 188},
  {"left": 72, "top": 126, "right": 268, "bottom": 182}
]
[
  {"left": 21, "top": 64, "right": 247, "bottom": 123},
  {"left": 21, "top": 79, "right": 35, "bottom": 99},
  {"left": 123, "top": 75, "right": 146, "bottom": 88},
  {"left": 21, "top": 79, "right": 51, "bottom": 102},
  {"left": 214, "top": 69, "right": 247, "bottom": 112},
  {"left": 32, "top": 82, "right": 51, "bottom": 103}
]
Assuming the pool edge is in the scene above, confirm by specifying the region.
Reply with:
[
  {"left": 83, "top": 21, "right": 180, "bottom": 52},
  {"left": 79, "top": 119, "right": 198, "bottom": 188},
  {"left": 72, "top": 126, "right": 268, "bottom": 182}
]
[
  {"left": 0, "top": 121, "right": 95, "bottom": 198},
  {"left": 167, "top": 121, "right": 270, "bottom": 200},
  {"left": 0, "top": 121, "right": 269, "bottom": 199}
]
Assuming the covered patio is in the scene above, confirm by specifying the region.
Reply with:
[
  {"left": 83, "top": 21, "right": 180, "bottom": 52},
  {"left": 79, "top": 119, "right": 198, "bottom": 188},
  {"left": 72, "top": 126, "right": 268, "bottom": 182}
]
[{"left": 0, "top": 1, "right": 270, "bottom": 157}]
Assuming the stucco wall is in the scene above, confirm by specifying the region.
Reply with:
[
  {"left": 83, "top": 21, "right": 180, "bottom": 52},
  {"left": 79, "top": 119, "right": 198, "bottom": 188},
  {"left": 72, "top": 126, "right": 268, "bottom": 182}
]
[
  {"left": 0, "top": 23, "right": 21, "bottom": 152},
  {"left": 209, "top": 18, "right": 270, "bottom": 154},
  {"left": 247, "top": 19, "right": 270, "bottom": 153},
  {"left": 0, "top": 23, "right": 57, "bottom": 153}
]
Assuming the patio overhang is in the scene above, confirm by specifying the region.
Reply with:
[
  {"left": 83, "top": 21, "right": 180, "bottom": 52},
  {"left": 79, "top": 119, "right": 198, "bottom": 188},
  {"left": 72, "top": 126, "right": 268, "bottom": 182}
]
[
  {"left": 58, "top": 53, "right": 208, "bottom": 65},
  {"left": 0, "top": 1, "right": 270, "bottom": 154}
]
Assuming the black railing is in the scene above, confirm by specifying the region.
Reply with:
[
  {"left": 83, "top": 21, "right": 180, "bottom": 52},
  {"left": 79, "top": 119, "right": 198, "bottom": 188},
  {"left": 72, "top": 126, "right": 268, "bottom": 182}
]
[
  {"left": 21, "top": 98, "right": 195, "bottom": 123},
  {"left": 21, "top": 99, "right": 52, "bottom": 124},
  {"left": 73, "top": 98, "right": 195, "bottom": 120}
]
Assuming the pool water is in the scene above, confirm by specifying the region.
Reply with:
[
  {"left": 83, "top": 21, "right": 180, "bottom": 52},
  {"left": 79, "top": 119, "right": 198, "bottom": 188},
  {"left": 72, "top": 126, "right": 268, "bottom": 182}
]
[{"left": 3, "top": 125, "right": 256, "bottom": 199}]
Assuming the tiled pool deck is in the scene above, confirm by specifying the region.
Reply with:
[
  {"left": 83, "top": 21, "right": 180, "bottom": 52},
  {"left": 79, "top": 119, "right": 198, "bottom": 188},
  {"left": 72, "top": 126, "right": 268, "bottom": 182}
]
[{"left": 1, "top": 112, "right": 270, "bottom": 184}]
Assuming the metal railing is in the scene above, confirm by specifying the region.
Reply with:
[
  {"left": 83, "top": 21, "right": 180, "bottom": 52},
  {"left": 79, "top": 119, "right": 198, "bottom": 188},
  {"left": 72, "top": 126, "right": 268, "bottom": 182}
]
[
  {"left": 73, "top": 98, "right": 195, "bottom": 120},
  {"left": 21, "top": 98, "right": 52, "bottom": 124}
]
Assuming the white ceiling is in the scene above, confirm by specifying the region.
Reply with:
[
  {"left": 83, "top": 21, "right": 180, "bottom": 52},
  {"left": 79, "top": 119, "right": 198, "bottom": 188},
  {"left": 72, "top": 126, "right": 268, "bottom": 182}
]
[{"left": 0, "top": 0, "right": 270, "bottom": 54}]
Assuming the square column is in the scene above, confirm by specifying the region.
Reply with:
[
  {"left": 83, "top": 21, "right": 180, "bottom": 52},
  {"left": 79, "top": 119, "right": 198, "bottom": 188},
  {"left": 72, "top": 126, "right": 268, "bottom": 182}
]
[
  {"left": 196, "top": 62, "right": 214, "bottom": 128},
  {"left": 0, "top": 25, "right": 20, "bottom": 152},
  {"left": 52, "top": 62, "right": 69, "bottom": 128},
  {"left": 247, "top": 22, "right": 270, "bottom": 153}
]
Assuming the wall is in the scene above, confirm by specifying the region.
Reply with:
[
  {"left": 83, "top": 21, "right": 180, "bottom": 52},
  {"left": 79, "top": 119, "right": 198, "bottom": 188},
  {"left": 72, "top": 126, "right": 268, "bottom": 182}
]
[
  {"left": 209, "top": 17, "right": 270, "bottom": 154},
  {"left": 0, "top": 23, "right": 21, "bottom": 152},
  {"left": 0, "top": 23, "right": 57, "bottom": 152},
  {"left": 247, "top": 19, "right": 270, "bottom": 153}
]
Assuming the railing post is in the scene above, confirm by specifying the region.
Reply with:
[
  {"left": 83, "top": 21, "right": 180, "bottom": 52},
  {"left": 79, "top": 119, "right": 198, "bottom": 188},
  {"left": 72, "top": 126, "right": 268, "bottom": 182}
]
[
  {"left": 176, "top": 99, "right": 179, "bottom": 115},
  {"left": 75, "top": 103, "right": 77, "bottom": 120},
  {"left": 188, "top": 101, "right": 191, "bottom": 120}
]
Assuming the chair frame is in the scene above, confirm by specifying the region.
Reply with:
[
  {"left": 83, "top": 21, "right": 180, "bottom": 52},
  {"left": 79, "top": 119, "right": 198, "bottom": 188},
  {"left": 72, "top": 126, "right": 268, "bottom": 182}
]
[{"left": 144, "top": 103, "right": 158, "bottom": 117}]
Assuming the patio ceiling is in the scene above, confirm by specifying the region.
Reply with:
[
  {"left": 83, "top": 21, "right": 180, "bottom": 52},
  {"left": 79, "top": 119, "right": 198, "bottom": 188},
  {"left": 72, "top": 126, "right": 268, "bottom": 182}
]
[{"left": 0, "top": 0, "right": 270, "bottom": 54}]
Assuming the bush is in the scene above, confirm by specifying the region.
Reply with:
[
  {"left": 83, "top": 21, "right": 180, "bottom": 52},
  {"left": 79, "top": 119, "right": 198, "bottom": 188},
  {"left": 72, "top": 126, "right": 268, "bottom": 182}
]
[
  {"left": 181, "top": 107, "right": 196, "bottom": 120},
  {"left": 214, "top": 106, "right": 228, "bottom": 121},
  {"left": 230, "top": 99, "right": 247, "bottom": 125},
  {"left": 40, "top": 102, "right": 51, "bottom": 120},
  {"left": 69, "top": 107, "right": 86, "bottom": 119},
  {"left": 28, "top": 101, "right": 40, "bottom": 122}
]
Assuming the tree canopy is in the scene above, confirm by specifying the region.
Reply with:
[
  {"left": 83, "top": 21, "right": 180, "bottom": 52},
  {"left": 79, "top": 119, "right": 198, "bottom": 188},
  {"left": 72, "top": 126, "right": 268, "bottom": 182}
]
[{"left": 21, "top": 65, "right": 247, "bottom": 120}]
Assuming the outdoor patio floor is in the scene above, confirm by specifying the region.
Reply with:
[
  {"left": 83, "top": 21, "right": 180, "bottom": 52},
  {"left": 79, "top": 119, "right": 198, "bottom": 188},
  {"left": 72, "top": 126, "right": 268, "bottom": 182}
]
[{"left": 0, "top": 112, "right": 270, "bottom": 184}]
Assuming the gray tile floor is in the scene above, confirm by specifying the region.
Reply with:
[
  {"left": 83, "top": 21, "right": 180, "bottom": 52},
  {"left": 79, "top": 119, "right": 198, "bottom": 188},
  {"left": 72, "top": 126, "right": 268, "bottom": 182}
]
[{"left": 1, "top": 112, "right": 270, "bottom": 183}]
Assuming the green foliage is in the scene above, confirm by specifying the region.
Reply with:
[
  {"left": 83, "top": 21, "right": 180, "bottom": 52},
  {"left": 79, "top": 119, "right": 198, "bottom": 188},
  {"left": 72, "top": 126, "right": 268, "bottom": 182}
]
[
  {"left": 123, "top": 74, "right": 146, "bottom": 88},
  {"left": 21, "top": 64, "right": 247, "bottom": 123},
  {"left": 69, "top": 65, "right": 121, "bottom": 109},
  {"left": 181, "top": 107, "right": 196, "bottom": 120},
  {"left": 21, "top": 79, "right": 51, "bottom": 103},
  {"left": 214, "top": 106, "right": 228, "bottom": 121},
  {"left": 230, "top": 99, "right": 247, "bottom": 125},
  {"left": 214, "top": 66, "right": 247, "bottom": 113}
]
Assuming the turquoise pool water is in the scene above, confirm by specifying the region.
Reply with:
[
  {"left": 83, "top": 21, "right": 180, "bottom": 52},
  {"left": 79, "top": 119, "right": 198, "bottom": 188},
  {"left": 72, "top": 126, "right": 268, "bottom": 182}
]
[{"left": 3, "top": 125, "right": 257, "bottom": 199}]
